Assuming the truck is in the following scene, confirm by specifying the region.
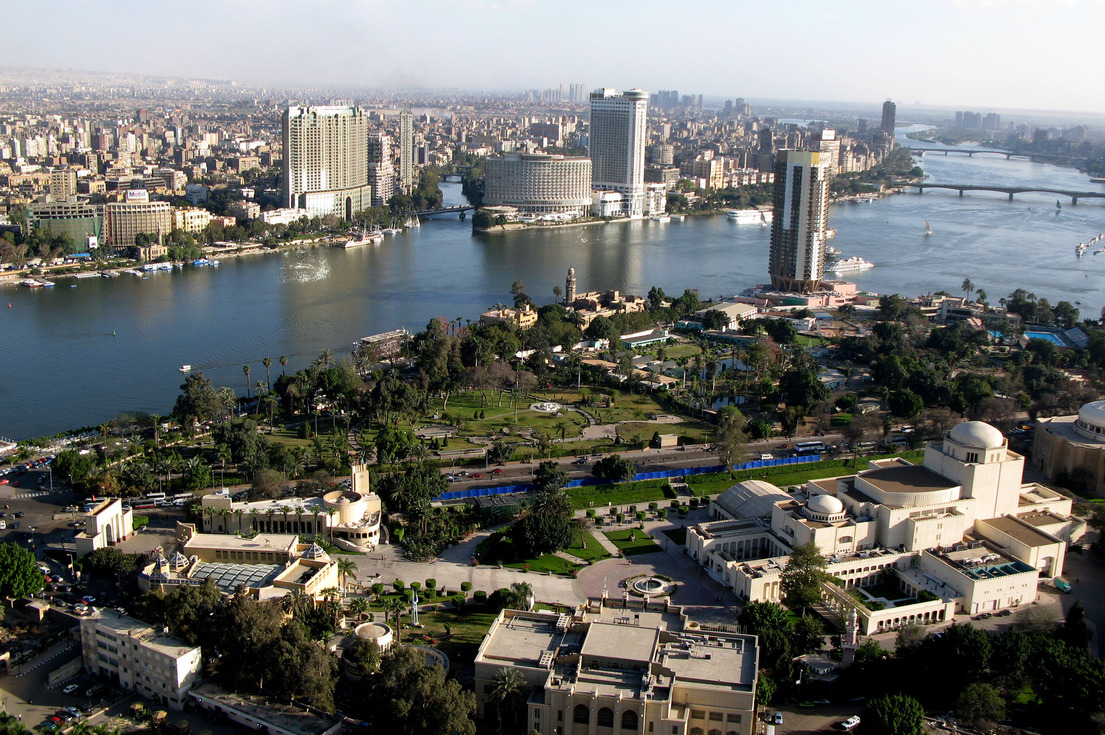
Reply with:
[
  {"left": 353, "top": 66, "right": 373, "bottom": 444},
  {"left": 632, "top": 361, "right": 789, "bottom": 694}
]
[{"left": 1054, "top": 578, "right": 1072, "bottom": 593}]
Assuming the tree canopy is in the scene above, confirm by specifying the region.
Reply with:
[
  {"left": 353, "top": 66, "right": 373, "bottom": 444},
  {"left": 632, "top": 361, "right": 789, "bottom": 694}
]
[{"left": 0, "top": 543, "right": 43, "bottom": 599}]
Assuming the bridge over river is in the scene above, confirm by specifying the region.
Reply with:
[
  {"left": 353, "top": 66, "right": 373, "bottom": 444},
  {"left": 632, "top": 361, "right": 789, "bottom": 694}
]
[
  {"left": 414, "top": 204, "right": 475, "bottom": 218},
  {"left": 906, "top": 147, "right": 1026, "bottom": 159},
  {"left": 905, "top": 183, "right": 1105, "bottom": 204}
]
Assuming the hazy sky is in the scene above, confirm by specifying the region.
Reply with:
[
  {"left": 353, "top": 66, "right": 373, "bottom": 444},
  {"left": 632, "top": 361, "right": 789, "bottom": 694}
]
[{"left": 9, "top": 0, "right": 1103, "bottom": 113}]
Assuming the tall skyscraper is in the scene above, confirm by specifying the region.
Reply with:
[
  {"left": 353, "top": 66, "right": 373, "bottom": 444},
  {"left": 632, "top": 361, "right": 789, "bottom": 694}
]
[
  {"left": 399, "top": 108, "right": 413, "bottom": 194},
  {"left": 367, "top": 132, "right": 395, "bottom": 205},
  {"left": 768, "top": 151, "right": 830, "bottom": 293},
  {"left": 881, "top": 99, "right": 896, "bottom": 137},
  {"left": 818, "top": 129, "right": 840, "bottom": 180},
  {"left": 589, "top": 88, "right": 650, "bottom": 218},
  {"left": 282, "top": 105, "right": 371, "bottom": 219}
]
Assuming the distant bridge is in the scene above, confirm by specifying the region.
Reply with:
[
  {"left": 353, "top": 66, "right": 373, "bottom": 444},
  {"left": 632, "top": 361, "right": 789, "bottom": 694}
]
[
  {"left": 414, "top": 205, "right": 475, "bottom": 218},
  {"left": 905, "top": 183, "right": 1105, "bottom": 204},
  {"left": 906, "top": 147, "right": 1027, "bottom": 159}
]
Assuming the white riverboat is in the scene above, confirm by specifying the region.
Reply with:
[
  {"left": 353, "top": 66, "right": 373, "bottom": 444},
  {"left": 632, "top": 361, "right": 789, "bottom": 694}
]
[{"left": 830, "top": 256, "right": 874, "bottom": 274}]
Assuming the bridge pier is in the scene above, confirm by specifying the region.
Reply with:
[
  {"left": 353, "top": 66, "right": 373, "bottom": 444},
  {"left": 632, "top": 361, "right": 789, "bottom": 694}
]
[
  {"left": 1009, "top": 193, "right": 1014, "bottom": 201},
  {"left": 1073, "top": 197, "right": 1078, "bottom": 205}
]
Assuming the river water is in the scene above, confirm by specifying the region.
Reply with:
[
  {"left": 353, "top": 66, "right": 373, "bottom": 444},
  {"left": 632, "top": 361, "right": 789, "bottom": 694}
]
[{"left": 3, "top": 126, "right": 1104, "bottom": 440}]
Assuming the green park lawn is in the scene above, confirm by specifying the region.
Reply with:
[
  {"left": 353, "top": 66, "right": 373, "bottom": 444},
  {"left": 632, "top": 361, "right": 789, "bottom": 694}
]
[
  {"left": 587, "top": 392, "right": 671, "bottom": 424},
  {"left": 604, "top": 529, "right": 662, "bottom": 556},
  {"left": 568, "top": 478, "right": 675, "bottom": 510},
  {"left": 474, "top": 532, "right": 581, "bottom": 575},
  {"left": 561, "top": 531, "right": 612, "bottom": 562}
]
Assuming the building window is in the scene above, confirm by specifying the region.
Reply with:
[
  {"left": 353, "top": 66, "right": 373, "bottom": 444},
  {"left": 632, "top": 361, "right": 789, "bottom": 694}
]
[
  {"left": 598, "top": 708, "right": 614, "bottom": 728},
  {"left": 726, "top": 714, "right": 742, "bottom": 723},
  {"left": 574, "top": 705, "right": 590, "bottom": 724},
  {"left": 966, "top": 452, "right": 979, "bottom": 463},
  {"left": 709, "top": 713, "right": 723, "bottom": 722},
  {"left": 622, "top": 711, "right": 639, "bottom": 731}
]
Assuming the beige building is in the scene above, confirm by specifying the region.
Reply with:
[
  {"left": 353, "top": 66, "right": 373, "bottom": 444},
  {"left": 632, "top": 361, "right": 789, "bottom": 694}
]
[
  {"left": 198, "top": 464, "right": 382, "bottom": 552},
  {"left": 80, "top": 610, "right": 202, "bottom": 710},
  {"left": 75, "top": 498, "right": 134, "bottom": 556},
  {"left": 688, "top": 421, "right": 1083, "bottom": 631},
  {"left": 105, "top": 189, "right": 171, "bottom": 256},
  {"left": 1032, "top": 400, "right": 1105, "bottom": 496},
  {"left": 480, "top": 304, "right": 538, "bottom": 330},
  {"left": 282, "top": 105, "right": 372, "bottom": 219},
  {"left": 139, "top": 526, "right": 340, "bottom": 602},
  {"left": 474, "top": 601, "right": 758, "bottom": 735},
  {"left": 172, "top": 207, "right": 212, "bottom": 234},
  {"left": 49, "top": 169, "right": 78, "bottom": 199}
]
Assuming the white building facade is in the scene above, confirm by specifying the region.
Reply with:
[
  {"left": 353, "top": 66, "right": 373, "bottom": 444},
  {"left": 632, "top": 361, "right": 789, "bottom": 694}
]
[
  {"left": 589, "top": 89, "right": 660, "bottom": 219},
  {"left": 484, "top": 153, "right": 592, "bottom": 217},
  {"left": 282, "top": 106, "right": 372, "bottom": 219},
  {"left": 768, "top": 150, "right": 829, "bottom": 293}
]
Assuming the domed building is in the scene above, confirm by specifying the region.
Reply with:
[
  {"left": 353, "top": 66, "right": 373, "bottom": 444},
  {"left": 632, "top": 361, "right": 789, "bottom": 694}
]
[
  {"left": 1033, "top": 400, "right": 1105, "bottom": 496},
  {"left": 688, "top": 419, "right": 1084, "bottom": 632}
]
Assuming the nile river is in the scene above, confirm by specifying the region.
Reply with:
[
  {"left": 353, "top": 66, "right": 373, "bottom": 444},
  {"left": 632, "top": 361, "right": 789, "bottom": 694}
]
[{"left": 3, "top": 127, "right": 1105, "bottom": 440}]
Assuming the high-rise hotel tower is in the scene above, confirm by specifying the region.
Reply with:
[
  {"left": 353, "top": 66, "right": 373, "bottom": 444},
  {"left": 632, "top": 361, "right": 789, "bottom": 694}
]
[
  {"left": 282, "top": 106, "right": 371, "bottom": 219},
  {"left": 768, "top": 150, "right": 830, "bottom": 293},
  {"left": 588, "top": 88, "right": 649, "bottom": 218}
]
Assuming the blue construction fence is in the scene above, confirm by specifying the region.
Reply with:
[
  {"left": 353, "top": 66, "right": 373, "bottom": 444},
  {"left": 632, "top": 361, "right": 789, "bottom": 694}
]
[{"left": 433, "top": 453, "right": 821, "bottom": 503}]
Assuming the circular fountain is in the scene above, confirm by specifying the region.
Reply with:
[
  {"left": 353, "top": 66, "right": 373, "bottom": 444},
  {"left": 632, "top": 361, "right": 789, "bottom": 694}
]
[{"left": 629, "top": 575, "right": 676, "bottom": 597}]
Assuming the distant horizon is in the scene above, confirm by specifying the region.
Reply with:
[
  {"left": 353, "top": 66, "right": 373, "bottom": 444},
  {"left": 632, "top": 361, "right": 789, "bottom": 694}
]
[
  {"left": 3, "top": 63, "right": 1104, "bottom": 128},
  {"left": 3, "top": 0, "right": 1103, "bottom": 115}
]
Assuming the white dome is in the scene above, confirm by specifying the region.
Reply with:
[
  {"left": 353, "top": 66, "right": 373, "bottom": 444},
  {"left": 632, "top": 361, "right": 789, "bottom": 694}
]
[
  {"left": 948, "top": 421, "right": 1005, "bottom": 450},
  {"left": 807, "top": 494, "right": 844, "bottom": 516},
  {"left": 1078, "top": 401, "right": 1105, "bottom": 429}
]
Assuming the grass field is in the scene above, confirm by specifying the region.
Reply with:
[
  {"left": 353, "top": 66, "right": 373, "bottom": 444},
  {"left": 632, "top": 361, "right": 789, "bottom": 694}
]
[
  {"left": 568, "top": 479, "right": 676, "bottom": 510},
  {"left": 604, "top": 529, "right": 662, "bottom": 556},
  {"left": 474, "top": 531, "right": 581, "bottom": 575},
  {"left": 561, "top": 531, "right": 612, "bottom": 562}
]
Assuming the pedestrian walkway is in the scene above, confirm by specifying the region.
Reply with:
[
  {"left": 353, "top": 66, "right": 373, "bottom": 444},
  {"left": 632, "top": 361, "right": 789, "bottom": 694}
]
[{"left": 589, "top": 530, "right": 620, "bottom": 556}]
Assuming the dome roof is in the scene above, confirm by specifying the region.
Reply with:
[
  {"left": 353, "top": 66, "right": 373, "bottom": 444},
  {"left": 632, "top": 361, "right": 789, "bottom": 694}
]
[
  {"left": 948, "top": 421, "right": 1005, "bottom": 450},
  {"left": 807, "top": 494, "right": 844, "bottom": 516},
  {"left": 1078, "top": 400, "right": 1105, "bottom": 428}
]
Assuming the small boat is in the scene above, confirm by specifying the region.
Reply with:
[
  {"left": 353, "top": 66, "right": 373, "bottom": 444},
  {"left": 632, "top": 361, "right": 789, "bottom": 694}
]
[
  {"left": 179, "top": 365, "right": 192, "bottom": 373},
  {"left": 1056, "top": 199, "right": 1062, "bottom": 210},
  {"left": 382, "top": 228, "right": 402, "bottom": 235},
  {"left": 343, "top": 228, "right": 384, "bottom": 249},
  {"left": 670, "top": 214, "right": 686, "bottom": 222},
  {"left": 924, "top": 220, "right": 932, "bottom": 236}
]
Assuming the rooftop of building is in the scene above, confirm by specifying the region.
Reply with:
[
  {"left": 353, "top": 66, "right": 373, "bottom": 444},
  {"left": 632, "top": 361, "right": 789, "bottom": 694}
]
[
  {"left": 183, "top": 531, "right": 298, "bottom": 553},
  {"left": 190, "top": 561, "right": 284, "bottom": 593},
  {"left": 190, "top": 683, "right": 341, "bottom": 735},
  {"left": 980, "top": 515, "right": 1060, "bottom": 548},
  {"left": 930, "top": 545, "right": 1036, "bottom": 580},
  {"left": 860, "top": 464, "right": 960, "bottom": 497},
  {"left": 656, "top": 631, "right": 757, "bottom": 691},
  {"left": 478, "top": 611, "right": 569, "bottom": 667},
  {"left": 580, "top": 622, "right": 659, "bottom": 665},
  {"left": 88, "top": 610, "right": 198, "bottom": 658}
]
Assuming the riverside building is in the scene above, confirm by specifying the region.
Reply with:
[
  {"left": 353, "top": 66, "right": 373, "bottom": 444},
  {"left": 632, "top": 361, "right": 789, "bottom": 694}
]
[
  {"left": 768, "top": 150, "right": 829, "bottom": 293},
  {"left": 484, "top": 153, "right": 592, "bottom": 217},
  {"left": 281, "top": 106, "right": 372, "bottom": 219},
  {"left": 589, "top": 88, "right": 658, "bottom": 219},
  {"left": 104, "top": 188, "right": 171, "bottom": 257}
]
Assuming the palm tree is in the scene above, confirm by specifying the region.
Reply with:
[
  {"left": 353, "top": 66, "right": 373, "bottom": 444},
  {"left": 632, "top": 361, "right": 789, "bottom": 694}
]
[
  {"left": 381, "top": 596, "right": 404, "bottom": 642},
  {"left": 961, "top": 277, "right": 975, "bottom": 302},
  {"left": 263, "top": 357, "right": 273, "bottom": 392},
  {"left": 243, "top": 364, "right": 252, "bottom": 401},
  {"left": 347, "top": 596, "right": 370, "bottom": 621},
  {"left": 233, "top": 508, "right": 244, "bottom": 534},
  {"left": 313, "top": 349, "right": 334, "bottom": 369},
  {"left": 265, "top": 507, "right": 276, "bottom": 533},
  {"left": 337, "top": 558, "right": 357, "bottom": 594},
  {"left": 279, "top": 355, "right": 288, "bottom": 377},
  {"left": 489, "top": 667, "right": 528, "bottom": 734},
  {"left": 248, "top": 507, "right": 261, "bottom": 533}
]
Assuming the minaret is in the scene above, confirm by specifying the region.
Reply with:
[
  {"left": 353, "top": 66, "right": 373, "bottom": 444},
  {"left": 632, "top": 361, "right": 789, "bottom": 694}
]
[
  {"left": 565, "top": 267, "right": 577, "bottom": 304},
  {"left": 841, "top": 607, "right": 860, "bottom": 667}
]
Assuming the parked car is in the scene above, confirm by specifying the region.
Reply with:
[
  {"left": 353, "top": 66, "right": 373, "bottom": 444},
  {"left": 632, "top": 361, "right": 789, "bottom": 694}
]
[
  {"left": 840, "top": 716, "right": 861, "bottom": 731},
  {"left": 62, "top": 685, "right": 79, "bottom": 694},
  {"left": 491, "top": 468, "right": 503, "bottom": 475}
]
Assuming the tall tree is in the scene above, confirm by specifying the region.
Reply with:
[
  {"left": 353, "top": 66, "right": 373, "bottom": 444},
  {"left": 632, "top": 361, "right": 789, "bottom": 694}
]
[
  {"left": 862, "top": 693, "right": 925, "bottom": 735},
  {"left": 0, "top": 543, "right": 44, "bottom": 599},
  {"left": 714, "top": 406, "right": 749, "bottom": 468},
  {"left": 780, "top": 541, "right": 830, "bottom": 614}
]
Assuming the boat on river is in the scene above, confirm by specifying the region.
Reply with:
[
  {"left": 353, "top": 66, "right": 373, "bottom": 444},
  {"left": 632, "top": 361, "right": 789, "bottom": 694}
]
[
  {"left": 830, "top": 257, "right": 874, "bottom": 274},
  {"left": 727, "top": 209, "right": 772, "bottom": 225},
  {"left": 179, "top": 365, "right": 192, "bottom": 373},
  {"left": 342, "top": 228, "right": 384, "bottom": 249}
]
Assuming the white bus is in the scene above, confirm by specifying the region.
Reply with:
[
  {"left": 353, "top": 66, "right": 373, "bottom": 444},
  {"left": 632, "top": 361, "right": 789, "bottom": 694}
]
[
  {"left": 144, "top": 492, "right": 167, "bottom": 501},
  {"left": 794, "top": 441, "right": 826, "bottom": 456}
]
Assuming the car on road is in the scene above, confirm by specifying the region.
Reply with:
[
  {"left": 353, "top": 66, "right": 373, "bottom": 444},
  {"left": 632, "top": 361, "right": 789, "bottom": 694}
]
[
  {"left": 55, "top": 712, "right": 73, "bottom": 722},
  {"left": 997, "top": 609, "right": 1013, "bottom": 617},
  {"left": 471, "top": 473, "right": 483, "bottom": 479},
  {"left": 491, "top": 468, "right": 503, "bottom": 475},
  {"left": 62, "top": 685, "right": 79, "bottom": 694},
  {"left": 760, "top": 453, "right": 774, "bottom": 461},
  {"left": 572, "top": 458, "right": 588, "bottom": 465},
  {"left": 812, "top": 699, "right": 832, "bottom": 706},
  {"left": 840, "top": 716, "right": 861, "bottom": 730},
  {"left": 774, "top": 712, "right": 783, "bottom": 725}
]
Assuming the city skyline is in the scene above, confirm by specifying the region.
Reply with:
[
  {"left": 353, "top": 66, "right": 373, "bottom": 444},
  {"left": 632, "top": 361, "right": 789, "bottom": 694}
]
[{"left": 5, "top": 0, "right": 1105, "bottom": 115}]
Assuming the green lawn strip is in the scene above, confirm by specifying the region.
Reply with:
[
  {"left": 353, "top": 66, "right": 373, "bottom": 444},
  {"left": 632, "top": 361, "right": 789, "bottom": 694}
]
[
  {"left": 662, "top": 528, "right": 687, "bottom": 545},
  {"left": 474, "top": 531, "right": 580, "bottom": 575},
  {"left": 568, "top": 478, "right": 674, "bottom": 510},
  {"left": 504, "top": 554, "right": 580, "bottom": 575},
  {"left": 603, "top": 528, "right": 662, "bottom": 556},
  {"left": 616, "top": 420, "right": 713, "bottom": 445},
  {"left": 561, "top": 531, "right": 612, "bottom": 562}
]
